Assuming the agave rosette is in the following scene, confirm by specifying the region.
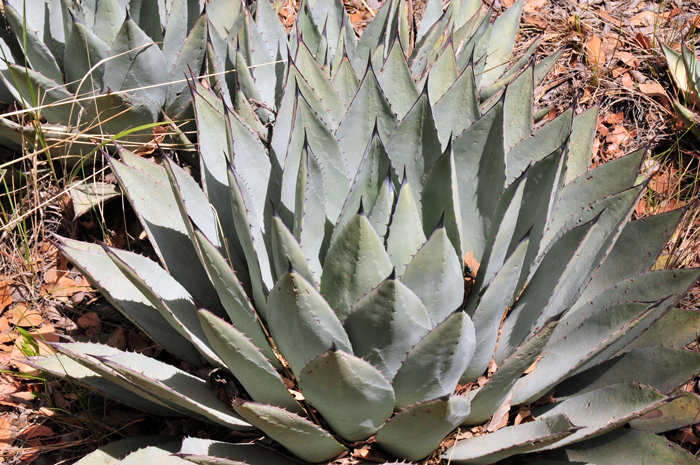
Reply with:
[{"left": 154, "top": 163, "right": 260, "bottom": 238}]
[{"left": 27, "top": 0, "right": 700, "bottom": 464}]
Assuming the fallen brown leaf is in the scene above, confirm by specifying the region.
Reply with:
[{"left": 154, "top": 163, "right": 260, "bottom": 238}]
[
  {"left": 486, "top": 392, "right": 513, "bottom": 432},
  {"left": 585, "top": 34, "right": 606, "bottom": 68},
  {"left": 44, "top": 253, "right": 69, "bottom": 284},
  {"left": 77, "top": 312, "right": 102, "bottom": 335},
  {"left": 107, "top": 327, "right": 127, "bottom": 350},
  {"left": 6, "top": 305, "right": 43, "bottom": 328},
  {"left": 464, "top": 251, "right": 480, "bottom": 276},
  {"left": 23, "top": 424, "right": 53, "bottom": 439},
  {"left": 621, "top": 72, "right": 634, "bottom": 89},
  {"left": 0, "top": 279, "right": 11, "bottom": 313},
  {"left": 631, "top": 10, "right": 656, "bottom": 27},
  {"left": 614, "top": 51, "right": 638, "bottom": 68}
]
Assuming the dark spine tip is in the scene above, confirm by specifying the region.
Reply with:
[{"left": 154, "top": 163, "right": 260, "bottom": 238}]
[
  {"left": 270, "top": 200, "right": 280, "bottom": 218},
  {"left": 357, "top": 197, "right": 365, "bottom": 216},
  {"left": 421, "top": 74, "right": 430, "bottom": 97},
  {"left": 439, "top": 394, "right": 451, "bottom": 402},
  {"left": 371, "top": 117, "right": 381, "bottom": 140},
  {"left": 444, "top": 135, "right": 453, "bottom": 155},
  {"left": 124, "top": 6, "right": 130, "bottom": 20},
  {"left": 287, "top": 259, "right": 296, "bottom": 274},
  {"left": 436, "top": 211, "right": 445, "bottom": 229},
  {"left": 383, "top": 166, "right": 393, "bottom": 186},
  {"left": 387, "top": 267, "right": 396, "bottom": 280},
  {"left": 401, "top": 167, "right": 408, "bottom": 186},
  {"left": 225, "top": 156, "right": 234, "bottom": 173},
  {"left": 330, "top": 341, "right": 338, "bottom": 352},
  {"left": 70, "top": 11, "right": 79, "bottom": 23},
  {"left": 190, "top": 216, "right": 203, "bottom": 234},
  {"left": 366, "top": 53, "right": 374, "bottom": 74}
]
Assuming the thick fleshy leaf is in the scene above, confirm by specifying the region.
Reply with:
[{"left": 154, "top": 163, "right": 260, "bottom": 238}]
[
  {"left": 351, "top": 0, "right": 392, "bottom": 72},
  {"left": 162, "top": 0, "right": 202, "bottom": 68},
  {"left": 270, "top": 213, "right": 317, "bottom": 285},
  {"left": 506, "top": 106, "right": 572, "bottom": 184},
  {"left": 280, "top": 88, "right": 350, "bottom": 225},
  {"left": 227, "top": 163, "right": 273, "bottom": 318},
  {"left": 5, "top": 65, "right": 78, "bottom": 126},
  {"left": 321, "top": 210, "right": 393, "bottom": 320},
  {"left": 446, "top": 414, "right": 577, "bottom": 465},
  {"left": 198, "top": 310, "right": 301, "bottom": 413},
  {"left": 574, "top": 208, "right": 684, "bottom": 309},
  {"left": 299, "top": 347, "right": 395, "bottom": 441},
  {"left": 108, "top": 150, "right": 224, "bottom": 315},
  {"left": 452, "top": 98, "right": 505, "bottom": 261},
  {"left": 416, "top": 0, "right": 442, "bottom": 41},
  {"left": 426, "top": 42, "right": 459, "bottom": 105},
  {"left": 464, "top": 316, "right": 559, "bottom": 425},
  {"left": 376, "top": 396, "right": 471, "bottom": 461},
  {"left": 233, "top": 400, "right": 347, "bottom": 463},
  {"left": 267, "top": 269, "right": 352, "bottom": 376},
  {"left": 462, "top": 237, "right": 528, "bottom": 383},
  {"left": 367, "top": 168, "right": 396, "bottom": 240},
  {"left": 623, "top": 307, "right": 700, "bottom": 353},
  {"left": 82, "top": 91, "right": 156, "bottom": 141},
  {"left": 116, "top": 443, "right": 188, "bottom": 465},
  {"left": 629, "top": 393, "right": 700, "bottom": 433},
  {"left": 74, "top": 437, "right": 178, "bottom": 465},
  {"left": 5, "top": 4, "right": 63, "bottom": 83},
  {"left": 177, "top": 438, "right": 298, "bottom": 465},
  {"left": 543, "top": 148, "right": 645, "bottom": 248},
  {"left": 534, "top": 384, "right": 669, "bottom": 449},
  {"left": 386, "top": 176, "right": 426, "bottom": 275},
  {"left": 479, "top": 0, "right": 524, "bottom": 87},
  {"left": 432, "top": 63, "right": 479, "bottom": 149},
  {"left": 56, "top": 239, "right": 203, "bottom": 366},
  {"left": 30, "top": 343, "right": 177, "bottom": 416},
  {"left": 401, "top": 223, "right": 464, "bottom": 324},
  {"left": 332, "top": 54, "right": 360, "bottom": 107},
  {"left": 96, "top": 351, "right": 253, "bottom": 429},
  {"left": 544, "top": 428, "right": 700, "bottom": 465},
  {"left": 191, "top": 229, "right": 280, "bottom": 368},
  {"left": 392, "top": 310, "right": 476, "bottom": 409},
  {"left": 510, "top": 300, "right": 663, "bottom": 406},
  {"left": 165, "top": 14, "right": 208, "bottom": 116},
  {"left": 102, "top": 246, "right": 222, "bottom": 367},
  {"left": 335, "top": 65, "right": 398, "bottom": 179},
  {"left": 295, "top": 39, "right": 345, "bottom": 124},
  {"left": 503, "top": 64, "right": 533, "bottom": 151},
  {"left": 385, "top": 89, "right": 442, "bottom": 209},
  {"left": 294, "top": 143, "right": 327, "bottom": 278},
  {"left": 377, "top": 39, "right": 419, "bottom": 120},
  {"left": 333, "top": 127, "right": 392, "bottom": 241},
  {"left": 64, "top": 20, "right": 110, "bottom": 96},
  {"left": 569, "top": 269, "right": 700, "bottom": 370},
  {"left": 565, "top": 106, "right": 597, "bottom": 183},
  {"left": 421, "top": 141, "right": 463, "bottom": 256},
  {"left": 556, "top": 347, "right": 700, "bottom": 399},
  {"left": 344, "top": 272, "right": 432, "bottom": 380},
  {"left": 498, "top": 185, "right": 644, "bottom": 366},
  {"left": 92, "top": 0, "right": 125, "bottom": 44}
]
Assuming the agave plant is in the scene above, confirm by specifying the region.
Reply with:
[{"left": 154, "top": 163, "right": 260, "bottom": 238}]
[
  {"left": 0, "top": 0, "right": 279, "bottom": 155},
  {"left": 662, "top": 41, "right": 700, "bottom": 137},
  {"left": 27, "top": 0, "right": 700, "bottom": 463}
]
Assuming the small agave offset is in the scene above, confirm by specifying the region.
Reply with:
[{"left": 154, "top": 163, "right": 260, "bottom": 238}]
[{"left": 23, "top": 0, "right": 700, "bottom": 463}]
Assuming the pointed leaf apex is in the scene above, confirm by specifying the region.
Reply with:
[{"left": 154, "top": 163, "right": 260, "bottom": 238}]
[
  {"left": 400, "top": 167, "right": 408, "bottom": 187},
  {"left": 124, "top": 6, "right": 130, "bottom": 20},
  {"left": 357, "top": 197, "right": 366, "bottom": 216},
  {"left": 421, "top": 74, "right": 430, "bottom": 97},
  {"left": 270, "top": 200, "right": 281, "bottom": 218},
  {"left": 371, "top": 117, "right": 381, "bottom": 140},
  {"left": 383, "top": 166, "right": 393, "bottom": 188},
  {"left": 225, "top": 156, "right": 235, "bottom": 175},
  {"left": 436, "top": 211, "right": 446, "bottom": 229}
]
